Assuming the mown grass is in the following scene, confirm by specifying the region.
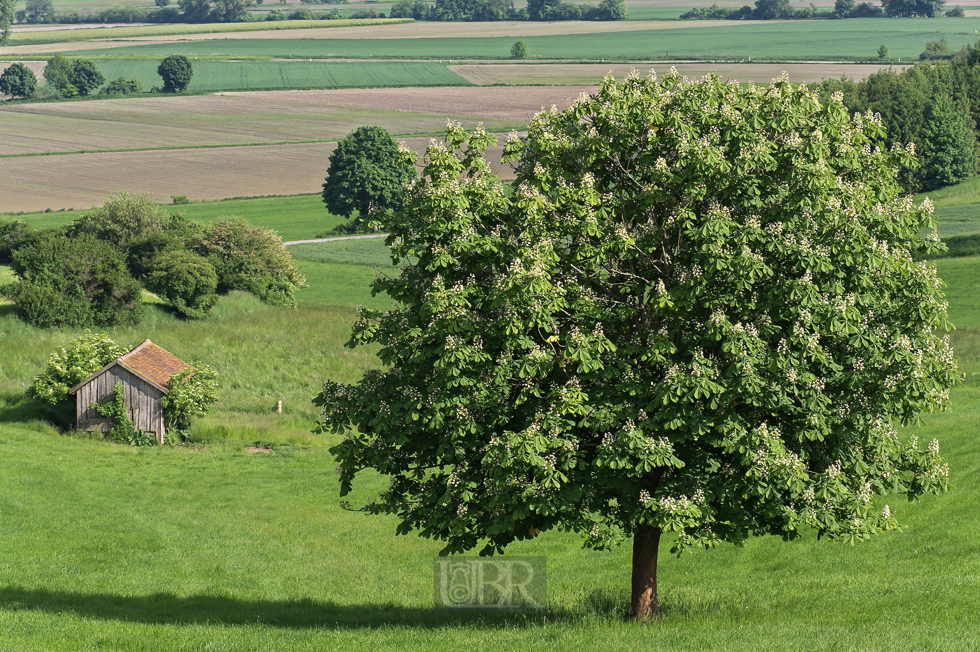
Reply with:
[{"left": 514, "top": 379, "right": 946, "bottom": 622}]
[
  {"left": 88, "top": 59, "right": 470, "bottom": 93},
  {"left": 2, "top": 194, "right": 342, "bottom": 242},
  {"left": 64, "top": 18, "right": 980, "bottom": 61},
  {"left": 1, "top": 208, "right": 979, "bottom": 648},
  {"left": 7, "top": 18, "right": 412, "bottom": 46},
  {"left": 290, "top": 236, "right": 394, "bottom": 267}
]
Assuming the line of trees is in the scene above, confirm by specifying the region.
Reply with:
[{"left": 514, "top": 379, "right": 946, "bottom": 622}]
[
  {"left": 0, "top": 193, "right": 306, "bottom": 328},
  {"left": 2, "top": 55, "right": 192, "bottom": 102},
  {"left": 390, "top": 0, "right": 626, "bottom": 20},
  {"left": 817, "top": 42, "right": 980, "bottom": 191},
  {"left": 682, "top": 0, "right": 956, "bottom": 19}
]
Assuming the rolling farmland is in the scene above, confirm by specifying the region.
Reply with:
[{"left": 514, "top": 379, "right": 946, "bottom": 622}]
[{"left": 45, "top": 18, "right": 980, "bottom": 61}]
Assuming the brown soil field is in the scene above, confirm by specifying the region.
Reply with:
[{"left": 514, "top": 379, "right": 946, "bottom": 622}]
[
  {"left": 125, "top": 19, "right": 766, "bottom": 40},
  {"left": 0, "top": 86, "right": 584, "bottom": 157},
  {"left": 449, "top": 62, "right": 911, "bottom": 86},
  {"left": 0, "top": 87, "right": 551, "bottom": 156},
  {"left": 0, "top": 138, "right": 514, "bottom": 213},
  {"left": 220, "top": 85, "right": 594, "bottom": 119}
]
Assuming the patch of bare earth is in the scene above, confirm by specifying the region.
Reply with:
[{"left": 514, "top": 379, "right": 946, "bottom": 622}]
[
  {"left": 449, "top": 62, "right": 910, "bottom": 86},
  {"left": 245, "top": 446, "right": 274, "bottom": 453}
]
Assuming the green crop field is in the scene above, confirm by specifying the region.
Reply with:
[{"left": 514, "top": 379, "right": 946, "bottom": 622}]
[
  {"left": 62, "top": 18, "right": 980, "bottom": 61},
  {"left": 88, "top": 60, "right": 470, "bottom": 92},
  {"left": 2, "top": 194, "right": 342, "bottom": 242}
]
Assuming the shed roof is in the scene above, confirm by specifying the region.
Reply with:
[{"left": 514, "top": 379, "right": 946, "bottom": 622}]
[{"left": 69, "top": 340, "right": 194, "bottom": 395}]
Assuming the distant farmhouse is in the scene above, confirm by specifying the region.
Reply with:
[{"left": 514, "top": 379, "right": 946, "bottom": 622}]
[{"left": 69, "top": 340, "right": 193, "bottom": 444}]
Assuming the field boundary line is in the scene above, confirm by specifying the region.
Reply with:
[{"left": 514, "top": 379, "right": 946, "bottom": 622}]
[{"left": 284, "top": 234, "right": 389, "bottom": 246}]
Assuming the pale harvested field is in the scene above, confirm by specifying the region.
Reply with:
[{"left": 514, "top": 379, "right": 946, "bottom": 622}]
[
  {"left": 0, "top": 88, "right": 544, "bottom": 156},
  {"left": 449, "top": 62, "right": 911, "bottom": 85},
  {"left": 220, "top": 85, "right": 594, "bottom": 120},
  {"left": 0, "top": 138, "right": 514, "bottom": 213},
  {"left": 0, "top": 86, "right": 583, "bottom": 156}
]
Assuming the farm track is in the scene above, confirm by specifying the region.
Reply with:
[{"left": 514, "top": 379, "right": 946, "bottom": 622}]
[{"left": 283, "top": 234, "right": 388, "bottom": 246}]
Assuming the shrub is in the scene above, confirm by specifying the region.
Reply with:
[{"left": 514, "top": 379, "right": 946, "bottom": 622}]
[
  {"left": 266, "top": 8, "right": 285, "bottom": 19},
  {"left": 156, "top": 0, "right": 170, "bottom": 6},
  {"left": 9, "top": 233, "right": 144, "bottom": 328},
  {"left": 171, "top": 194, "right": 190, "bottom": 205},
  {"left": 288, "top": 8, "right": 313, "bottom": 18},
  {"left": 31, "top": 332, "right": 130, "bottom": 405},
  {"left": 69, "top": 59, "right": 105, "bottom": 96},
  {"left": 65, "top": 191, "right": 170, "bottom": 249},
  {"left": 93, "top": 383, "right": 155, "bottom": 446},
  {"left": 102, "top": 77, "right": 143, "bottom": 95},
  {"left": 0, "top": 219, "right": 35, "bottom": 262},
  {"left": 511, "top": 40, "right": 528, "bottom": 59},
  {"left": 157, "top": 54, "right": 193, "bottom": 93},
  {"left": 144, "top": 249, "right": 219, "bottom": 319},
  {"left": 192, "top": 217, "right": 306, "bottom": 307},
  {"left": 946, "top": 5, "right": 964, "bottom": 15},
  {"left": 0, "top": 63, "right": 38, "bottom": 99},
  {"left": 162, "top": 365, "right": 219, "bottom": 439},
  {"left": 59, "top": 83, "right": 79, "bottom": 98}
]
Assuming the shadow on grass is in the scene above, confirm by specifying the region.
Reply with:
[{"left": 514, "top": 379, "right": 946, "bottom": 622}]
[
  {"left": 0, "top": 586, "right": 621, "bottom": 629},
  {"left": 0, "top": 391, "right": 73, "bottom": 429}
]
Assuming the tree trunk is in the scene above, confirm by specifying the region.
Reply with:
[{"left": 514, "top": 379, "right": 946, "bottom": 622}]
[{"left": 630, "top": 524, "right": 662, "bottom": 621}]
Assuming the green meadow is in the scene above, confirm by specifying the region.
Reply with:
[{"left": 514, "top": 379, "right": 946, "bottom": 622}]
[
  {"left": 3, "top": 194, "right": 339, "bottom": 242},
  {"left": 0, "top": 189, "right": 979, "bottom": 649},
  {"left": 87, "top": 60, "right": 470, "bottom": 93},
  {"left": 65, "top": 18, "right": 980, "bottom": 61}
]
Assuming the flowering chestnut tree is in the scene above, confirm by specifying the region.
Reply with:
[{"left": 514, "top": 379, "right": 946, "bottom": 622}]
[{"left": 315, "top": 71, "right": 957, "bottom": 620}]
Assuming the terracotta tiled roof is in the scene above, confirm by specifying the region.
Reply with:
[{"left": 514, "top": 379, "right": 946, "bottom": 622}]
[{"left": 118, "top": 340, "right": 194, "bottom": 391}]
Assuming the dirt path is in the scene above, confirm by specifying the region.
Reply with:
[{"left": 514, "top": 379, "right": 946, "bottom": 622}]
[{"left": 283, "top": 233, "right": 388, "bottom": 246}]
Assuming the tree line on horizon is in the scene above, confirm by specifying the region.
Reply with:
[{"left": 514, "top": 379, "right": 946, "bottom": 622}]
[{"left": 682, "top": 0, "right": 956, "bottom": 19}]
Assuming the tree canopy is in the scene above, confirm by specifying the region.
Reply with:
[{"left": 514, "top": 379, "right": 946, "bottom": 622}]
[
  {"left": 158, "top": 55, "right": 193, "bottom": 93},
  {"left": 920, "top": 93, "right": 977, "bottom": 190},
  {"left": 0, "top": 0, "right": 15, "bottom": 46},
  {"left": 322, "top": 126, "right": 416, "bottom": 224},
  {"left": 316, "top": 72, "right": 957, "bottom": 621},
  {"left": 0, "top": 63, "right": 37, "bottom": 99}
]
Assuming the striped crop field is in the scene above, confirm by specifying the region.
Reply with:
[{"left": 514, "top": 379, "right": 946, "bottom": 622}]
[
  {"left": 58, "top": 18, "right": 980, "bottom": 62},
  {"left": 90, "top": 60, "right": 470, "bottom": 92}
]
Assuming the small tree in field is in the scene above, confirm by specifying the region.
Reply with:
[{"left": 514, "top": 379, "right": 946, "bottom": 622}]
[
  {"left": 0, "top": 63, "right": 37, "bottom": 99},
  {"left": 316, "top": 72, "right": 956, "bottom": 621},
  {"left": 321, "top": 126, "right": 416, "bottom": 227},
  {"left": 511, "top": 40, "right": 528, "bottom": 59},
  {"left": 158, "top": 55, "right": 193, "bottom": 93},
  {"left": 878, "top": 43, "right": 889, "bottom": 59}
]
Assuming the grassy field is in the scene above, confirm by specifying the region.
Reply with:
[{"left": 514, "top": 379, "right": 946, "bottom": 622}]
[
  {"left": 2, "top": 193, "right": 342, "bottom": 241},
  {"left": 58, "top": 18, "right": 980, "bottom": 61},
  {"left": 0, "top": 232, "right": 979, "bottom": 647},
  {"left": 87, "top": 59, "right": 470, "bottom": 93}
]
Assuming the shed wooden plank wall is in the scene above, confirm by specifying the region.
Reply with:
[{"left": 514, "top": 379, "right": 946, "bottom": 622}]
[{"left": 76, "top": 366, "right": 166, "bottom": 443}]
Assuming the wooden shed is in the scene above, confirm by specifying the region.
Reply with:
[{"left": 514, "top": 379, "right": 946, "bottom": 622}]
[{"left": 69, "top": 340, "right": 194, "bottom": 444}]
